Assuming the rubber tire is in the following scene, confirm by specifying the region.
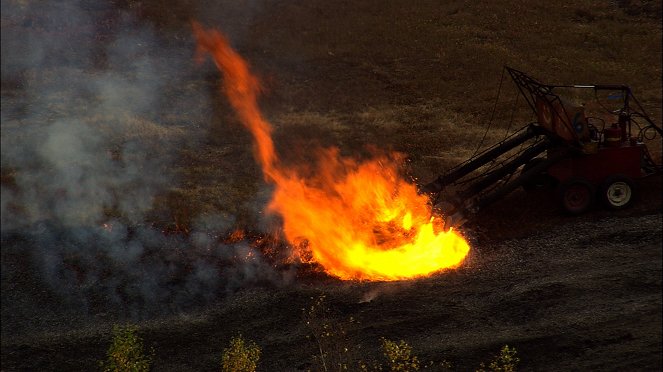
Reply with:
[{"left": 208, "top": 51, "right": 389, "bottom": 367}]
[
  {"left": 600, "top": 174, "right": 635, "bottom": 210},
  {"left": 521, "top": 158, "right": 556, "bottom": 191},
  {"left": 558, "top": 178, "right": 595, "bottom": 215}
]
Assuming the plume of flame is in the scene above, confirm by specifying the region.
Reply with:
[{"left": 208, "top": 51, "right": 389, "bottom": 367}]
[{"left": 193, "top": 23, "right": 469, "bottom": 281}]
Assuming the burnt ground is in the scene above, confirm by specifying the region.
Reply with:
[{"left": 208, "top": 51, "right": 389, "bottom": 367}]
[
  {"left": 2, "top": 0, "right": 662, "bottom": 371},
  {"left": 2, "top": 179, "right": 661, "bottom": 371},
  {"left": 2, "top": 211, "right": 662, "bottom": 371}
]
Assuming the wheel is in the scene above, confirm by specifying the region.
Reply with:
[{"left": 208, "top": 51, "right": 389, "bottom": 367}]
[
  {"left": 521, "top": 158, "right": 556, "bottom": 191},
  {"left": 600, "top": 174, "right": 635, "bottom": 210},
  {"left": 558, "top": 178, "right": 595, "bottom": 214}
]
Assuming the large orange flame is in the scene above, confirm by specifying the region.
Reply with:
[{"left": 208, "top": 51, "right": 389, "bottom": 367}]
[{"left": 193, "top": 23, "right": 470, "bottom": 281}]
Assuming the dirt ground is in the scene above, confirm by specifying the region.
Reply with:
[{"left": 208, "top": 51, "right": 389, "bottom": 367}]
[
  {"left": 2, "top": 1, "right": 662, "bottom": 371},
  {"left": 2, "top": 186, "right": 661, "bottom": 371}
]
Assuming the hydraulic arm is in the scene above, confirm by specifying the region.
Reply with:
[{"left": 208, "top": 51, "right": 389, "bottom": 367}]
[
  {"left": 422, "top": 124, "right": 568, "bottom": 228},
  {"left": 421, "top": 67, "right": 661, "bottom": 228}
]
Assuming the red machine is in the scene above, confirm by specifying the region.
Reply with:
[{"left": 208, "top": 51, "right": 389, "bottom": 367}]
[{"left": 422, "top": 67, "right": 662, "bottom": 227}]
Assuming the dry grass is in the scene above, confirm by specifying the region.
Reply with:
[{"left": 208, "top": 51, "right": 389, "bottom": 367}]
[
  {"left": 1, "top": 1, "right": 661, "bottom": 370},
  {"left": 166, "top": 0, "right": 661, "bottom": 230},
  {"left": 2, "top": 0, "right": 660, "bottom": 232}
]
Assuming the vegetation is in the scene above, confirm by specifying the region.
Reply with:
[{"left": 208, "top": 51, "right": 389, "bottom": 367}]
[
  {"left": 2, "top": 1, "right": 660, "bottom": 370},
  {"left": 100, "top": 325, "right": 153, "bottom": 372},
  {"left": 304, "top": 296, "right": 504, "bottom": 372},
  {"left": 98, "top": 306, "right": 519, "bottom": 372},
  {"left": 477, "top": 345, "right": 520, "bottom": 372},
  {"left": 98, "top": 317, "right": 518, "bottom": 371},
  {"left": 2, "top": 0, "right": 660, "bottom": 232},
  {"left": 380, "top": 338, "right": 421, "bottom": 371},
  {"left": 303, "top": 294, "right": 356, "bottom": 371},
  {"left": 221, "top": 334, "right": 261, "bottom": 372}
]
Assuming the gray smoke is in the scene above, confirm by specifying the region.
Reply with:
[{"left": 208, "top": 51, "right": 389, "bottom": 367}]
[
  {"left": 1, "top": 0, "right": 293, "bottom": 332},
  {"left": 1, "top": 1, "right": 178, "bottom": 229}
]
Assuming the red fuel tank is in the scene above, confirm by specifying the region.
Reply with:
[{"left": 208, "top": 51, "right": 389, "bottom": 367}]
[{"left": 603, "top": 125, "right": 622, "bottom": 147}]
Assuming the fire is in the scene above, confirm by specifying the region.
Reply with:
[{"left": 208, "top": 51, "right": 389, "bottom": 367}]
[{"left": 193, "top": 23, "right": 470, "bottom": 281}]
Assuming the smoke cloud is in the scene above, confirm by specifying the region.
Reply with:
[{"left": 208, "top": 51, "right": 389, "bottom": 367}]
[{"left": 1, "top": 0, "right": 291, "bottom": 335}]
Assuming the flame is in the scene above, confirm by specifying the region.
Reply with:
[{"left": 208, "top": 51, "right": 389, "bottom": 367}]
[{"left": 193, "top": 23, "right": 470, "bottom": 281}]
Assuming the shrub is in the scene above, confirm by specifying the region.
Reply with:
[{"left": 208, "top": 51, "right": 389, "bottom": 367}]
[
  {"left": 380, "top": 338, "right": 420, "bottom": 372},
  {"left": 221, "top": 334, "right": 261, "bottom": 372},
  {"left": 477, "top": 345, "right": 520, "bottom": 372},
  {"left": 100, "top": 325, "right": 153, "bottom": 372},
  {"left": 303, "top": 294, "right": 356, "bottom": 371}
]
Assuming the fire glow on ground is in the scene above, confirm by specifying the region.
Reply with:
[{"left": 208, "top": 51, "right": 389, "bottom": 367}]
[{"left": 193, "top": 23, "right": 470, "bottom": 281}]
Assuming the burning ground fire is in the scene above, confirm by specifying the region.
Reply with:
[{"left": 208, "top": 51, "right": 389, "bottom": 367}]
[{"left": 193, "top": 23, "right": 470, "bottom": 281}]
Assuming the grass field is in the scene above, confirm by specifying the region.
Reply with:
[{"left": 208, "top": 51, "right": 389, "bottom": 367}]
[{"left": 1, "top": 0, "right": 661, "bottom": 370}]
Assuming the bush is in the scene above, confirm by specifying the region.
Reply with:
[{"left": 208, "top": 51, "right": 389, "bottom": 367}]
[
  {"left": 381, "top": 338, "right": 420, "bottom": 372},
  {"left": 100, "top": 325, "right": 153, "bottom": 372},
  {"left": 221, "top": 334, "right": 261, "bottom": 372},
  {"left": 303, "top": 294, "right": 356, "bottom": 371},
  {"left": 477, "top": 345, "right": 520, "bottom": 372}
]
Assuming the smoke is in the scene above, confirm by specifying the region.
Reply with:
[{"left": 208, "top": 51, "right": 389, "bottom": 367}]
[
  {"left": 1, "top": 1, "right": 178, "bottom": 230},
  {"left": 1, "top": 0, "right": 292, "bottom": 333}
]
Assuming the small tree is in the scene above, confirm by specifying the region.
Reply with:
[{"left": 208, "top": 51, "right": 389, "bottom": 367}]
[
  {"left": 221, "top": 334, "right": 261, "bottom": 372},
  {"left": 381, "top": 338, "right": 420, "bottom": 372},
  {"left": 101, "top": 325, "right": 153, "bottom": 372},
  {"left": 303, "top": 294, "right": 358, "bottom": 371},
  {"left": 477, "top": 345, "right": 520, "bottom": 372}
]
